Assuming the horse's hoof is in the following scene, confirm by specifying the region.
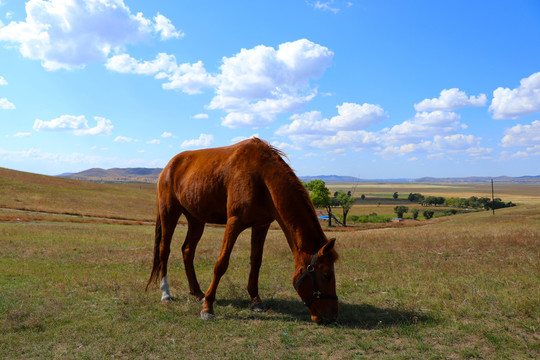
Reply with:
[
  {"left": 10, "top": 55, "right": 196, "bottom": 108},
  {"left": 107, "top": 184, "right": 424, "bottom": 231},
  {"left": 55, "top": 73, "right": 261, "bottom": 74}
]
[
  {"left": 200, "top": 311, "right": 215, "bottom": 320},
  {"left": 196, "top": 296, "right": 205, "bottom": 304},
  {"left": 251, "top": 301, "right": 269, "bottom": 312},
  {"left": 161, "top": 296, "right": 173, "bottom": 304}
]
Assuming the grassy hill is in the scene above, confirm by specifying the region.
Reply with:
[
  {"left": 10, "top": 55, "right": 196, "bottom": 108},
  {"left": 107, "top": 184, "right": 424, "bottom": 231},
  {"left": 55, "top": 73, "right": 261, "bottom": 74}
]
[
  {"left": 0, "top": 167, "right": 156, "bottom": 221},
  {"left": 61, "top": 167, "right": 162, "bottom": 183}
]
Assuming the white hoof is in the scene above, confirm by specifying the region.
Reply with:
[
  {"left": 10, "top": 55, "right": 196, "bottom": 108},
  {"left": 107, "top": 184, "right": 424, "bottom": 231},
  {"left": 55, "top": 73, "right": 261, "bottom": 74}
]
[
  {"left": 200, "top": 311, "right": 215, "bottom": 320},
  {"left": 161, "top": 294, "right": 173, "bottom": 303}
]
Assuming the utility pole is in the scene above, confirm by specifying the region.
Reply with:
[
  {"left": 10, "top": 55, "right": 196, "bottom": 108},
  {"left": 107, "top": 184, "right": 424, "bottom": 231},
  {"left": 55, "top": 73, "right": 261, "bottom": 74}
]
[{"left": 491, "top": 179, "right": 495, "bottom": 215}]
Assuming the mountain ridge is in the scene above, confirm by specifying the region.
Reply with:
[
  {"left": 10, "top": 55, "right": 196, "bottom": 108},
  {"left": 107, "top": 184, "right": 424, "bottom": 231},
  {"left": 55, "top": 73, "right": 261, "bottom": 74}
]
[{"left": 58, "top": 168, "right": 540, "bottom": 184}]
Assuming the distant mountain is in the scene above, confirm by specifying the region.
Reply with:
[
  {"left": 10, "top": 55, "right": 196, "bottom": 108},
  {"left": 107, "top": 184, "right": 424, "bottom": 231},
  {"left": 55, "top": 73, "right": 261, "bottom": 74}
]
[
  {"left": 59, "top": 168, "right": 540, "bottom": 184},
  {"left": 60, "top": 167, "right": 162, "bottom": 183}
]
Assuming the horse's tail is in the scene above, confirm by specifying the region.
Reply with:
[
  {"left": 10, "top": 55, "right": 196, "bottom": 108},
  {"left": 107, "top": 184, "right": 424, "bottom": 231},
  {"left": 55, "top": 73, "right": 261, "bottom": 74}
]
[{"left": 146, "top": 211, "right": 162, "bottom": 291}]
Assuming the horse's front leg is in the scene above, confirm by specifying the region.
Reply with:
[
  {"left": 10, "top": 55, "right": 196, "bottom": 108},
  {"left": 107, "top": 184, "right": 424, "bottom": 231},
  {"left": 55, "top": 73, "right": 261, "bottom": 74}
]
[
  {"left": 201, "top": 216, "right": 244, "bottom": 319},
  {"left": 247, "top": 223, "right": 270, "bottom": 312}
]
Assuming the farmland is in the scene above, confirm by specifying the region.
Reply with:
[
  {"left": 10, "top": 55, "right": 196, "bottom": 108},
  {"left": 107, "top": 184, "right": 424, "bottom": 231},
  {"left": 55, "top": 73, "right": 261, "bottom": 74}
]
[{"left": 1, "top": 168, "right": 539, "bottom": 359}]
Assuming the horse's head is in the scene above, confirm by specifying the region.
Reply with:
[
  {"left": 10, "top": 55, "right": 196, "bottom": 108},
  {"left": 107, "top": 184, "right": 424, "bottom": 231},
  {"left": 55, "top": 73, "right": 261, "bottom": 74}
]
[{"left": 293, "top": 238, "right": 339, "bottom": 324}]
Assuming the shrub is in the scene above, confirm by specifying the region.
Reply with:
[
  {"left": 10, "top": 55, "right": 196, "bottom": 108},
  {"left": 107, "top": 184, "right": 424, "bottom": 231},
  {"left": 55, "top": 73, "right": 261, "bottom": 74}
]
[{"left": 423, "top": 210, "right": 434, "bottom": 219}]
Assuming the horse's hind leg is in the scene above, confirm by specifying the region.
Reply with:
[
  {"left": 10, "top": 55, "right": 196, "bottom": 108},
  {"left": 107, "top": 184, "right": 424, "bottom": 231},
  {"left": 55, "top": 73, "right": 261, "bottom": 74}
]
[
  {"left": 182, "top": 215, "right": 206, "bottom": 302},
  {"left": 247, "top": 223, "right": 270, "bottom": 312},
  {"left": 159, "top": 203, "right": 181, "bottom": 302}
]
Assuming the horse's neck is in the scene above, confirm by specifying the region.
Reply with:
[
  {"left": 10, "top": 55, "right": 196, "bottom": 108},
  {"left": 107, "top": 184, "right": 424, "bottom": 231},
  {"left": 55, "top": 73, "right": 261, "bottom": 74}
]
[{"left": 265, "top": 173, "right": 326, "bottom": 260}]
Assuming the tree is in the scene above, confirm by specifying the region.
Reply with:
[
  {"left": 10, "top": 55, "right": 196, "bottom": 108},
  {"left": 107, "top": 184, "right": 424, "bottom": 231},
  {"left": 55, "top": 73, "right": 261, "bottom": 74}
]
[
  {"left": 361, "top": 194, "right": 366, "bottom": 200},
  {"left": 393, "top": 192, "right": 399, "bottom": 200},
  {"left": 335, "top": 190, "right": 355, "bottom": 227},
  {"left": 423, "top": 210, "right": 434, "bottom": 219},
  {"left": 394, "top": 205, "right": 408, "bottom": 218},
  {"left": 304, "top": 179, "right": 334, "bottom": 226},
  {"left": 412, "top": 208, "right": 419, "bottom": 220}
]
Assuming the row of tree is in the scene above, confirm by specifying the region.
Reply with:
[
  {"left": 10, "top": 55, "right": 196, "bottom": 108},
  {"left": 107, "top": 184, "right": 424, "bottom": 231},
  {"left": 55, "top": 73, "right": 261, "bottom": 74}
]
[{"left": 407, "top": 192, "right": 515, "bottom": 210}]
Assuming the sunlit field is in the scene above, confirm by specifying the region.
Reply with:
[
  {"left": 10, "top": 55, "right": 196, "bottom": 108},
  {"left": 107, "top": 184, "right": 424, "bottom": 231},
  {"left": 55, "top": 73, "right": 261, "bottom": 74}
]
[{"left": 1, "top": 169, "right": 539, "bottom": 359}]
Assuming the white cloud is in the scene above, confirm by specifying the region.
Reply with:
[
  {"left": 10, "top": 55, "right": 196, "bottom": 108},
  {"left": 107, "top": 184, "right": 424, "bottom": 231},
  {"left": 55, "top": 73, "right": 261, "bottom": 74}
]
[
  {"left": 33, "top": 115, "right": 113, "bottom": 135},
  {"left": 500, "top": 120, "right": 540, "bottom": 148},
  {"left": 193, "top": 113, "right": 209, "bottom": 119},
  {"left": 382, "top": 111, "right": 461, "bottom": 143},
  {"left": 0, "top": 0, "right": 181, "bottom": 70},
  {"left": 106, "top": 53, "right": 217, "bottom": 94},
  {"left": 209, "top": 39, "right": 333, "bottom": 128},
  {"left": 276, "top": 102, "right": 387, "bottom": 136},
  {"left": 415, "top": 88, "right": 487, "bottom": 112},
  {"left": 161, "top": 131, "right": 176, "bottom": 138},
  {"left": 153, "top": 13, "right": 183, "bottom": 40},
  {"left": 0, "top": 76, "right": 7, "bottom": 85},
  {"left": 0, "top": 97, "right": 15, "bottom": 109},
  {"left": 114, "top": 135, "right": 133, "bottom": 143},
  {"left": 14, "top": 132, "right": 31, "bottom": 137},
  {"left": 310, "top": 130, "right": 380, "bottom": 149},
  {"left": 310, "top": 1, "right": 340, "bottom": 13},
  {"left": 147, "top": 139, "right": 160, "bottom": 144},
  {"left": 489, "top": 72, "right": 540, "bottom": 119},
  {"left": 431, "top": 134, "right": 481, "bottom": 151},
  {"left": 180, "top": 133, "right": 214, "bottom": 148}
]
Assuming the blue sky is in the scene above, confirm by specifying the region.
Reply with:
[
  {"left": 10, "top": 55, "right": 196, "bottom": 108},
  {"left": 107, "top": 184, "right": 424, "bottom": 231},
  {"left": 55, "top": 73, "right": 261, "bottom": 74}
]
[{"left": 1, "top": 0, "right": 539, "bottom": 178}]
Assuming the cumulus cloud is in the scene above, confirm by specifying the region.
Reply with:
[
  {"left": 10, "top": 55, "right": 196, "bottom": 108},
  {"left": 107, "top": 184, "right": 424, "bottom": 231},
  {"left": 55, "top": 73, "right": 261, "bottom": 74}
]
[
  {"left": 0, "top": 76, "right": 7, "bottom": 85},
  {"left": 489, "top": 72, "right": 540, "bottom": 119},
  {"left": 209, "top": 39, "right": 334, "bottom": 128},
  {"left": 33, "top": 115, "right": 113, "bottom": 135},
  {"left": 0, "top": 97, "right": 15, "bottom": 109},
  {"left": 276, "top": 102, "right": 387, "bottom": 136},
  {"left": 382, "top": 111, "right": 461, "bottom": 143},
  {"left": 153, "top": 13, "right": 183, "bottom": 40},
  {"left": 0, "top": 0, "right": 181, "bottom": 70},
  {"left": 114, "top": 136, "right": 133, "bottom": 143},
  {"left": 414, "top": 88, "right": 487, "bottom": 112},
  {"left": 14, "top": 132, "right": 32, "bottom": 137},
  {"left": 106, "top": 53, "right": 217, "bottom": 94},
  {"left": 180, "top": 133, "right": 214, "bottom": 148},
  {"left": 161, "top": 131, "right": 176, "bottom": 138},
  {"left": 500, "top": 120, "right": 540, "bottom": 148}
]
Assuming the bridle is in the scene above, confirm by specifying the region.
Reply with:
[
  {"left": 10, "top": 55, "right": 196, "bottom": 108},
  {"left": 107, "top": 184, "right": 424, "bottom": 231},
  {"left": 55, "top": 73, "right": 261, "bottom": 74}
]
[{"left": 294, "top": 249, "right": 338, "bottom": 307}]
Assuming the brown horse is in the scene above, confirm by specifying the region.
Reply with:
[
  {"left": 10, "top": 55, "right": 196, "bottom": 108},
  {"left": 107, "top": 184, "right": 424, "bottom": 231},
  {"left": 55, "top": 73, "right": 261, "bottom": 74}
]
[{"left": 147, "top": 138, "right": 339, "bottom": 323}]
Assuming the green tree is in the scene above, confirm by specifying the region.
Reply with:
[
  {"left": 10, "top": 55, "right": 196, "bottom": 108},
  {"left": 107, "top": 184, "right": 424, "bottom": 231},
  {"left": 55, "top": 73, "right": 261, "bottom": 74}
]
[
  {"left": 304, "top": 179, "right": 334, "bottom": 226},
  {"left": 360, "top": 194, "right": 366, "bottom": 200},
  {"left": 412, "top": 208, "right": 419, "bottom": 220},
  {"left": 394, "top": 205, "right": 408, "bottom": 218},
  {"left": 423, "top": 210, "right": 434, "bottom": 219},
  {"left": 393, "top": 192, "right": 399, "bottom": 200},
  {"left": 335, "top": 190, "right": 355, "bottom": 227}
]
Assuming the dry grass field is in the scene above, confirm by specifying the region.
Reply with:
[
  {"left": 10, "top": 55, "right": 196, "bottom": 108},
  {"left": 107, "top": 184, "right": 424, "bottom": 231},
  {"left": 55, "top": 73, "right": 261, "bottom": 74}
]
[{"left": 1, "top": 168, "right": 539, "bottom": 359}]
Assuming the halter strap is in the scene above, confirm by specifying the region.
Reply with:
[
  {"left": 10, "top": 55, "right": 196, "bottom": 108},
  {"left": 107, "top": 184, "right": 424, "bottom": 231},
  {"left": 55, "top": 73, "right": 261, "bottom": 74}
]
[{"left": 294, "top": 249, "right": 338, "bottom": 307}]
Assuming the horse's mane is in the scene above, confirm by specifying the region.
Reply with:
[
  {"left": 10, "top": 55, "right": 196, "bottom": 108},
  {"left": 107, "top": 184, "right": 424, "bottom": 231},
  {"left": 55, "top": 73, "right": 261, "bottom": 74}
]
[{"left": 252, "top": 138, "right": 310, "bottom": 204}]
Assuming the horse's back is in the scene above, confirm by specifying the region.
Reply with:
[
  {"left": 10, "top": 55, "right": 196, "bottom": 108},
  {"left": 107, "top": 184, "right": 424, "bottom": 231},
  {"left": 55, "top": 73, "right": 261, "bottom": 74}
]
[{"left": 158, "top": 139, "right": 275, "bottom": 224}]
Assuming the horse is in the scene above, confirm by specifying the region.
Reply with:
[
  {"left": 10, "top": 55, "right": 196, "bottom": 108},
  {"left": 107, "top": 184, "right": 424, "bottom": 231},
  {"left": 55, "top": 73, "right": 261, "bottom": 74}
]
[{"left": 146, "top": 138, "right": 339, "bottom": 324}]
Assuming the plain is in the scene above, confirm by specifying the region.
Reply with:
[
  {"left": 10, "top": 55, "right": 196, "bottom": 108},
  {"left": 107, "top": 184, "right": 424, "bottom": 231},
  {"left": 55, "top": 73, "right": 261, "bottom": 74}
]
[{"left": 0, "top": 168, "right": 539, "bottom": 359}]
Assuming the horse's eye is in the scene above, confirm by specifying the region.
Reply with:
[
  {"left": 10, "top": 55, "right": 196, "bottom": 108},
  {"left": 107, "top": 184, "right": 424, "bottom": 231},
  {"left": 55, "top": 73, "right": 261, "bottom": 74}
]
[{"left": 323, "top": 273, "right": 332, "bottom": 280}]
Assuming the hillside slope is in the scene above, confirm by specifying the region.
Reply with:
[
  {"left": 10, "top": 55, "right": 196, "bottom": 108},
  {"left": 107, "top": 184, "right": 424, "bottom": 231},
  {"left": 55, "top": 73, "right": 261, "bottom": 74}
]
[{"left": 0, "top": 167, "right": 156, "bottom": 221}]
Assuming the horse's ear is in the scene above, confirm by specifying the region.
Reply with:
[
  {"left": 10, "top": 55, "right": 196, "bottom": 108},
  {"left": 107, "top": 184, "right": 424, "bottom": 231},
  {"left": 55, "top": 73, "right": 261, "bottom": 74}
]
[{"left": 319, "top": 238, "right": 336, "bottom": 256}]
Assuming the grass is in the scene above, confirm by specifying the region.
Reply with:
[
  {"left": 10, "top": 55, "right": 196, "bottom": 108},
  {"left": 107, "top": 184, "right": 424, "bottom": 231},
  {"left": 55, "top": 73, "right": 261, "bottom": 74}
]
[
  {"left": 1, "top": 205, "right": 539, "bottom": 359},
  {"left": 1, "top": 168, "right": 539, "bottom": 358}
]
